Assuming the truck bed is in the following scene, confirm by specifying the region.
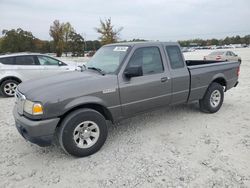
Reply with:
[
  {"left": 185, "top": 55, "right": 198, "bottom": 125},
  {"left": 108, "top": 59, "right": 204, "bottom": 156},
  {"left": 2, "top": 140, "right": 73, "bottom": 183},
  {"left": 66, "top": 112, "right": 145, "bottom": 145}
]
[
  {"left": 185, "top": 60, "right": 240, "bottom": 102},
  {"left": 186, "top": 60, "right": 224, "bottom": 66}
]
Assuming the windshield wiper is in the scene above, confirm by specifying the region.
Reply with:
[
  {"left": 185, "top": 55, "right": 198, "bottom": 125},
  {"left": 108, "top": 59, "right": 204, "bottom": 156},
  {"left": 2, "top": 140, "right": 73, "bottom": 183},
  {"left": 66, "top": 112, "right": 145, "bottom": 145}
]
[{"left": 87, "top": 67, "right": 106, "bottom": 75}]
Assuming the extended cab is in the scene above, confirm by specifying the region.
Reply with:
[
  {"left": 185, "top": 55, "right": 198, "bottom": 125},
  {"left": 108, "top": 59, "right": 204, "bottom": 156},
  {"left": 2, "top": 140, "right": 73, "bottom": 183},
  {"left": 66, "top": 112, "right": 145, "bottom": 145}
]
[{"left": 13, "top": 42, "right": 240, "bottom": 157}]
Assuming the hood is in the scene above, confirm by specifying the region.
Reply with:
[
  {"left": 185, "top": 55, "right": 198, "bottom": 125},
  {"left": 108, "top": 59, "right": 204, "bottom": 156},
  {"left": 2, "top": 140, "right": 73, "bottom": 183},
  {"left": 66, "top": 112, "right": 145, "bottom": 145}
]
[
  {"left": 63, "top": 60, "right": 85, "bottom": 69},
  {"left": 17, "top": 70, "right": 116, "bottom": 101}
]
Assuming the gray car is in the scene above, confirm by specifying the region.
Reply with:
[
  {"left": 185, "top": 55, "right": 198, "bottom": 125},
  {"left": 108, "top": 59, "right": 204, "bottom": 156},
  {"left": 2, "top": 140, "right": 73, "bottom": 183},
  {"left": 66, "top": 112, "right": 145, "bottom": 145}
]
[{"left": 13, "top": 42, "right": 240, "bottom": 157}]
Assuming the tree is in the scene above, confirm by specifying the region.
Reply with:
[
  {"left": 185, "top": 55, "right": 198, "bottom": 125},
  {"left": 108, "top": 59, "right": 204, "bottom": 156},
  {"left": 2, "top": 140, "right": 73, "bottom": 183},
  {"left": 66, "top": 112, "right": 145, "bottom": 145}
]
[
  {"left": 68, "top": 32, "right": 85, "bottom": 56},
  {"left": 0, "top": 37, "right": 3, "bottom": 53},
  {"left": 63, "top": 22, "right": 75, "bottom": 56},
  {"left": 95, "top": 18, "right": 123, "bottom": 45},
  {"left": 1, "top": 28, "right": 36, "bottom": 53},
  {"left": 234, "top": 35, "right": 241, "bottom": 44},
  {"left": 85, "top": 40, "right": 101, "bottom": 51},
  {"left": 49, "top": 20, "right": 65, "bottom": 57},
  {"left": 243, "top": 35, "right": 250, "bottom": 45}
]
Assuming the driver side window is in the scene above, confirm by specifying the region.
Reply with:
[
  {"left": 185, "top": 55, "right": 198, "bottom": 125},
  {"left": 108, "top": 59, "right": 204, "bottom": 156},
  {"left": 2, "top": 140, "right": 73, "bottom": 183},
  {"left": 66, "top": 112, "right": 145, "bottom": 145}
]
[
  {"left": 38, "top": 56, "right": 59, "bottom": 66},
  {"left": 127, "top": 47, "right": 164, "bottom": 76}
]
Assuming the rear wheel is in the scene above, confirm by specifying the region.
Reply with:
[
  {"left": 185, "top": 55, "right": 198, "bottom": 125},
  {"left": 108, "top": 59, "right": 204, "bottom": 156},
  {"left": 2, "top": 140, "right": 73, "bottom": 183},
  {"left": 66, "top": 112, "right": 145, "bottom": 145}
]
[
  {"left": 0, "top": 80, "right": 19, "bottom": 97},
  {"left": 57, "top": 108, "right": 108, "bottom": 157},
  {"left": 199, "top": 82, "right": 224, "bottom": 113}
]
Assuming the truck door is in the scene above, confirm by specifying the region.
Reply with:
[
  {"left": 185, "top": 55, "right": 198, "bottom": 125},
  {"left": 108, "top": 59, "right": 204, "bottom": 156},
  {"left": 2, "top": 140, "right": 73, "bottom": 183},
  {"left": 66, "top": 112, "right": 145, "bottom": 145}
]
[
  {"left": 165, "top": 46, "right": 190, "bottom": 104},
  {"left": 118, "top": 45, "right": 172, "bottom": 117}
]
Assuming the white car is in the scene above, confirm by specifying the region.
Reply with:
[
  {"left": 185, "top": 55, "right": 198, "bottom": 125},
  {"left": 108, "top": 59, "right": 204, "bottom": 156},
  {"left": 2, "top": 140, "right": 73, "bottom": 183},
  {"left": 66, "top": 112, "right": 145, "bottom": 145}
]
[
  {"left": 204, "top": 50, "right": 241, "bottom": 63},
  {"left": 0, "top": 53, "right": 80, "bottom": 97}
]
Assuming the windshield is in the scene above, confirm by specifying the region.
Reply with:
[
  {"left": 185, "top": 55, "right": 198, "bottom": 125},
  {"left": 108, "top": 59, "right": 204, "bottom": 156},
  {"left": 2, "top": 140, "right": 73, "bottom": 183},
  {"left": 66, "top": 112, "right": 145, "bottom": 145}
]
[{"left": 86, "top": 45, "right": 130, "bottom": 74}]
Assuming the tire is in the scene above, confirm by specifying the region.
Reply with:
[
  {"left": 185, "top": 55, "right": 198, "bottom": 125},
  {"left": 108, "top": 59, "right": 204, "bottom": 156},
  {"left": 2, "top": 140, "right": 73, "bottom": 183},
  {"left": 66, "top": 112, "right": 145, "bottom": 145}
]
[
  {"left": 57, "top": 108, "right": 108, "bottom": 157},
  {"left": 199, "top": 82, "right": 224, "bottom": 113},
  {"left": 0, "top": 80, "right": 19, "bottom": 97}
]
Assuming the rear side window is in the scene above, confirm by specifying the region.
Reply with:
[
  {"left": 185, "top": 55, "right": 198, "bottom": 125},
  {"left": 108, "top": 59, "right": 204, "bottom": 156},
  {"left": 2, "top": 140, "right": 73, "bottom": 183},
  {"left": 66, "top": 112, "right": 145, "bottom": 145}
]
[
  {"left": 0, "top": 57, "right": 15, "bottom": 65},
  {"left": 166, "top": 46, "right": 184, "bottom": 69},
  {"left": 15, "top": 56, "right": 36, "bottom": 65}
]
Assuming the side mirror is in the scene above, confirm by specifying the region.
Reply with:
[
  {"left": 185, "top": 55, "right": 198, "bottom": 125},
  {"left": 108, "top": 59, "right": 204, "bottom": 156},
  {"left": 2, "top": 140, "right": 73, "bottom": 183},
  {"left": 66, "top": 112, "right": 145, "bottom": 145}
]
[
  {"left": 124, "top": 65, "right": 143, "bottom": 78},
  {"left": 80, "top": 64, "right": 87, "bottom": 72},
  {"left": 58, "top": 61, "right": 65, "bottom": 66}
]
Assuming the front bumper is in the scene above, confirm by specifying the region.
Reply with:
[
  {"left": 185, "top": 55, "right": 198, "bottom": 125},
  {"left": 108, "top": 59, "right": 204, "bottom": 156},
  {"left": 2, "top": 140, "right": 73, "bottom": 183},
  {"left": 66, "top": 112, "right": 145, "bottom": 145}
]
[{"left": 13, "top": 106, "right": 60, "bottom": 147}]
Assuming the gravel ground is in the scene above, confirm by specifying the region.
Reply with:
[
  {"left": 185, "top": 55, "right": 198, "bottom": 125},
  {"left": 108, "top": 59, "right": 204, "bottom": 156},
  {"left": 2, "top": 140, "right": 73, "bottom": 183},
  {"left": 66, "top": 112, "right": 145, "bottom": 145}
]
[{"left": 0, "top": 48, "right": 250, "bottom": 188}]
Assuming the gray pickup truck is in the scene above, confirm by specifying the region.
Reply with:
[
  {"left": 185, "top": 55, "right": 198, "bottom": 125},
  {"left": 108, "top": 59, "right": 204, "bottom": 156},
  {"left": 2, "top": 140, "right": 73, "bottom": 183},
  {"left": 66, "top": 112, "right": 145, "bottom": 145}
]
[{"left": 13, "top": 42, "right": 240, "bottom": 157}]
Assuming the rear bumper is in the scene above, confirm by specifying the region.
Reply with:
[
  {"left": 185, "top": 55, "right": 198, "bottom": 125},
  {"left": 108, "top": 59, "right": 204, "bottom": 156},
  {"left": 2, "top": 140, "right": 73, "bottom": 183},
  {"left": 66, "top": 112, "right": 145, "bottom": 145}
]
[{"left": 13, "top": 106, "right": 60, "bottom": 147}]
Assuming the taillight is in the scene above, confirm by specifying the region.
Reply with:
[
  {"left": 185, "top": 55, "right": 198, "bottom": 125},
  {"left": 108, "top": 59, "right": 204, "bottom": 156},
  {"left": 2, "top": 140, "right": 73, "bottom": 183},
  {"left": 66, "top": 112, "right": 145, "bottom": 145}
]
[
  {"left": 237, "top": 67, "right": 240, "bottom": 77},
  {"left": 216, "top": 55, "right": 221, "bottom": 60}
]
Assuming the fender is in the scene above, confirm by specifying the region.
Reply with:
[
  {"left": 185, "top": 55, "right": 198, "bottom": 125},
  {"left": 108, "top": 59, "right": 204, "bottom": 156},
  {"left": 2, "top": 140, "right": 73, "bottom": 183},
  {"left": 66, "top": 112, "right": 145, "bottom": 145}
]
[
  {"left": 0, "top": 69, "right": 24, "bottom": 84},
  {"left": 0, "top": 75, "right": 23, "bottom": 85},
  {"left": 64, "top": 96, "right": 109, "bottom": 112},
  {"left": 210, "top": 73, "right": 227, "bottom": 89},
  {"left": 60, "top": 95, "right": 115, "bottom": 122}
]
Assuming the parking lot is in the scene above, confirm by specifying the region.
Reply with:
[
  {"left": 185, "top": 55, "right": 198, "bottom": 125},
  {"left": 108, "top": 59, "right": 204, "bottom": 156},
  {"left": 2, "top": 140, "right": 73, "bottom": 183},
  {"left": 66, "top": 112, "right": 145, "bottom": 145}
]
[{"left": 0, "top": 48, "right": 250, "bottom": 187}]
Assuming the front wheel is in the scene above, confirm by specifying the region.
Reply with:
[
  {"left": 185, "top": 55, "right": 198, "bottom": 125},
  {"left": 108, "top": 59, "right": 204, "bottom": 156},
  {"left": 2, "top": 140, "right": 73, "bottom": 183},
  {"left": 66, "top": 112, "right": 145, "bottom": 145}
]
[
  {"left": 57, "top": 108, "right": 108, "bottom": 157},
  {"left": 199, "top": 82, "right": 224, "bottom": 113}
]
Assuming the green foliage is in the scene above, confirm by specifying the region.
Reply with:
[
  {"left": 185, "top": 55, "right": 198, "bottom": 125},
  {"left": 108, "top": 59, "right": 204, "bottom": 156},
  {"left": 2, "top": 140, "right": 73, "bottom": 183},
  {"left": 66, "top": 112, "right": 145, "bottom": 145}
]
[
  {"left": 0, "top": 37, "right": 3, "bottom": 53},
  {"left": 85, "top": 40, "right": 101, "bottom": 51},
  {"left": 0, "top": 28, "right": 36, "bottom": 53},
  {"left": 95, "top": 18, "right": 123, "bottom": 45},
  {"left": 33, "top": 40, "right": 55, "bottom": 53},
  {"left": 49, "top": 20, "right": 65, "bottom": 57},
  {"left": 179, "top": 35, "right": 250, "bottom": 47},
  {"left": 63, "top": 22, "right": 75, "bottom": 56},
  {"left": 68, "top": 32, "right": 85, "bottom": 56},
  {"left": 0, "top": 28, "right": 54, "bottom": 54},
  {"left": 49, "top": 20, "right": 86, "bottom": 57}
]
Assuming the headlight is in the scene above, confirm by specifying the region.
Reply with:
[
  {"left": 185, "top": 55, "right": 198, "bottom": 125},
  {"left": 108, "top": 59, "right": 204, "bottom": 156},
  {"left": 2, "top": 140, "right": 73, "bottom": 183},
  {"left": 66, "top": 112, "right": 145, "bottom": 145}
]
[{"left": 24, "top": 100, "right": 43, "bottom": 115}]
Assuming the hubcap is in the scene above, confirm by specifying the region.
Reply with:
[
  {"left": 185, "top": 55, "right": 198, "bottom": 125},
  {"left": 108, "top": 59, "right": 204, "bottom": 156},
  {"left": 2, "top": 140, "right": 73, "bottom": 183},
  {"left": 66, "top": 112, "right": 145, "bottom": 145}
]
[
  {"left": 210, "top": 90, "right": 221, "bottom": 108},
  {"left": 73, "top": 121, "right": 100, "bottom": 149},
  {"left": 4, "top": 82, "right": 17, "bottom": 96}
]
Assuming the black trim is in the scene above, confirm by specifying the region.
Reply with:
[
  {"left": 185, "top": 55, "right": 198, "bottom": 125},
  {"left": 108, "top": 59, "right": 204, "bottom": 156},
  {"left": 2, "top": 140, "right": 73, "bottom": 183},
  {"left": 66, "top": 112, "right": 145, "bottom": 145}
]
[
  {"left": 16, "top": 123, "right": 53, "bottom": 147},
  {"left": 234, "top": 81, "right": 239, "bottom": 87}
]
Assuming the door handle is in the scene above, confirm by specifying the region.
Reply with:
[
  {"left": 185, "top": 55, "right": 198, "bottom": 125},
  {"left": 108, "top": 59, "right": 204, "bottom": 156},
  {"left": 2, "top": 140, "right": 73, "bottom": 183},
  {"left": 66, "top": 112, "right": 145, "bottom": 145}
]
[{"left": 161, "top": 77, "right": 169, "bottom": 82}]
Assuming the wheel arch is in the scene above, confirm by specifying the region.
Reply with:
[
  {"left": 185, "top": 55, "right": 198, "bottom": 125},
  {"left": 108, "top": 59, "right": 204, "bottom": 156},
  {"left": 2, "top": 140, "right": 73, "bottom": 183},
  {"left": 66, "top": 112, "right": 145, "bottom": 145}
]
[
  {"left": 211, "top": 76, "right": 227, "bottom": 91},
  {"left": 58, "top": 102, "right": 114, "bottom": 127},
  {"left": 198, "top": 75, "right": 227, "bottom": 100},
  {"left": 0, "top": 76, "right": 22, "bottom": 86}
]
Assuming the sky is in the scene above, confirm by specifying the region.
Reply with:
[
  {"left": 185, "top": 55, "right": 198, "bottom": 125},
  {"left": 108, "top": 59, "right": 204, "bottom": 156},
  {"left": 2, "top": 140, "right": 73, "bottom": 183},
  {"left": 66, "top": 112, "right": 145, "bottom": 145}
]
[{"left": 0, "top": 0, "right": 250, "bottom": 41}]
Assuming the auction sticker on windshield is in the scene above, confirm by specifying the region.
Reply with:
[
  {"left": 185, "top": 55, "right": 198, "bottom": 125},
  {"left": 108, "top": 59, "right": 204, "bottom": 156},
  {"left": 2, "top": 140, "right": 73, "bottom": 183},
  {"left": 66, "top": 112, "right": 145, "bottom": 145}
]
[{"left": 113, "top": 46, "right": 128, "bottom": 51}]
